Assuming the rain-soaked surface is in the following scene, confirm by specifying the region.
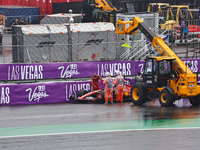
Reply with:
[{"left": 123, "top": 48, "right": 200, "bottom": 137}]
[{"left": 1, "top": 99, "right": 200, "bottom": 150}]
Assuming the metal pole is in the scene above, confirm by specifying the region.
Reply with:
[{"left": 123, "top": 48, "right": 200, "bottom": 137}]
[
  {"left": 26, "top": 45, "right": 32, "bottom": 63},
  {"left": 17, "top": 33, "right": 19, "bottom": 63},
  {"left": 78, "top": 32, "right": 79, "bottom": 60},
  {"left": 107, "top": 31, "right": 108, "bottom": 60},
  {"left": 49, "top": 33, "right": 51, "bottom": 62},
  {"left": 186, "top": 43, "right": 188, "bottom": 58},
  {"left": 69, "top": 9, "right": 74, "bottom": 62}
]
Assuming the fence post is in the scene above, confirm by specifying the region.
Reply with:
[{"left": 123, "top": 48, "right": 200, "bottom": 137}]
[
  {"left": 17, "top": 44, "right": 19, "bottom": 63},
  {"left": 186, "top": 43, "right": 189, "bottom": 58},
  {"left": 78, "top": 32, "right": 79, "bottom": 61},
  {"left": 116, "top": 34, "right": 121, "bottom": 60},
  {"left": 26, "top": 45, "right": 32, "bottom": 63},
  {"left": 68, "top": 26, "right": 72, "bottom": 62},
  {"left": 68, "top": 9, "right": 73, "bottom": 62},
  {"left": 106, "top": 30, "right": 108, "bottom": 60},
  {"left": 48, "top": 33, "right": 51, "bottom": 62},
  {"left": 3, "top": 45, "right": 5, "bottom": 63}
]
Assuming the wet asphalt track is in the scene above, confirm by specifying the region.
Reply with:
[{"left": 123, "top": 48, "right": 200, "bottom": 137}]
[{"left": 1, "top": 101, "right": 200, "bottom": 150}]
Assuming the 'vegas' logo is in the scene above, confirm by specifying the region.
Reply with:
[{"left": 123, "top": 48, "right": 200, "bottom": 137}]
[
  {"left": 26, "top": 85, "right": 49, "bottom": 102},
  {"left": 58, "top": 64, "right": 80, "bottom": 78}
]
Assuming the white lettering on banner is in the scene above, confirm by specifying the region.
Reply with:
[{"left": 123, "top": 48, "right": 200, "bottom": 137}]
[
  {"left": 8, "top": 65, "right": 43, "bottom": 80},
  {"left": 0, "top": 87, "right": 10, "bottom": 104},
  {"left": 58, "top": 64, "right": 80, "bottom": 78},
  {"left": 183, "top": 60, "right": 198, "bottom": 72},
  {"left": 65, "top": 83, "right": 91, "bottom": 101},
  {"left": 97, "top": 63, "right": 131, "bottom": 76},
  {"left": 26, "top": 85, "right": 49, "bottom": 102},
  {"left": 137, "top": 60, "right": 198, "bottom": 74},
  {"left": 124, "top": 80, "right": 131, "bottom": 85},
  {"left": 138, "top": 63, "right": 144, "bottom": 73}
]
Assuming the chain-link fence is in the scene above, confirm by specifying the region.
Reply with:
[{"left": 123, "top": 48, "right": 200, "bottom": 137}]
[
  {"left": 143, "top": 7, "right": 200, "bottom": 59},
  {"left": 0, "top": 10, "right": 200, "bottom": 63},
  {"left": 0, "top": 20, "right": 117, "bottom": 63},
  {"left": 70, "top": 27, "right": 116, "bottom": 62}
]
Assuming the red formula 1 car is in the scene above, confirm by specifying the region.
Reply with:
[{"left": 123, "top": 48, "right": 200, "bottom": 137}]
[{"left": 69, "top": 84, "right": 132, "bottom": 103}]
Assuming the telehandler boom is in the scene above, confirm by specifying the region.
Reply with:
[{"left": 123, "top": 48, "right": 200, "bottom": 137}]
[
  {"left": 94, "top": 0, "right": 117, "bottom": 11},
  {"left": 116, "top": 17, "right": 200, "bottom": 106}
]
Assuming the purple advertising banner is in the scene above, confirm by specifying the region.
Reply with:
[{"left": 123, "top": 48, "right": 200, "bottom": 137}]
[
  {"left": 0, "top": 81, "right": 93, "bottom": 106},
  {"left": 0, "top": 79, "right": 191, "bottom": 107},
  {"left": 0, "top": 58, "right": 199, "bottom": 81},
  {"left": 0, "top": 60, "right": 134, "bottom": 81},
  {"left": 0, "top": 58, "right": 199, "bottom": 106},
  {"left": 134, "top": 58, "right": 200, "bottom": 74}
]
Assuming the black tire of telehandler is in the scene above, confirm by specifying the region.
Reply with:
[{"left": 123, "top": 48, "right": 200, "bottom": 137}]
[
  {"left": 159, "top": 88, "right": 174, "bottom": 106},
  {"left": 131, "top": 83, "right": 147, "bottom": 105},
  {"left": 189, "top": 95, "right": 200, "bottom": 106}
]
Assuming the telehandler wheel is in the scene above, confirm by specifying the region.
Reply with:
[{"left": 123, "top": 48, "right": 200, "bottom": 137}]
[
  {"left": 189, "top": 95, "right": 200, "bottom": 106},
  {"left": 159, "top": 88, "right": 174, "bottom": 106},
  {"left": 131, "top": 83, "right": 147, "bottom": 105}
]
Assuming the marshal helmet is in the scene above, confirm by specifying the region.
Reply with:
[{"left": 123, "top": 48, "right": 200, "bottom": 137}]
[
  {"left": 93, "top": 73, "right": 98, "bottom": 79},
  {"left": 115, "top": 70, "right": 120, "bottom": 75},
  {"left": 105, "top": 72, "right": 110, "bottom": 77}
]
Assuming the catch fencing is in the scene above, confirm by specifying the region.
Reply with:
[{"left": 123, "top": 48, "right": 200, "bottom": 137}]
[
  {"left": 0, "top": 11, "right": 200, "bottom": 64},
  {"left": 1, "top": 21, "right": 118, "bottom": 63}
]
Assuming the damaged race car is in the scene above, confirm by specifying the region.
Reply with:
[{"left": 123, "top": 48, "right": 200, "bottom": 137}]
[{"left": 69, "top": 84, "right": 132, "bottom": 103}]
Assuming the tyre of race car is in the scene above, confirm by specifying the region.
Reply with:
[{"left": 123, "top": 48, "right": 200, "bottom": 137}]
[
  {"left": 77, "top": 89, "right": 88, "bottom": 103},
  {"left": 77, "top": 89, "right": 88, "bottom": 97},
  {"left": 69, "top": 94, "right": 75, "bottom": 101},
  {"left": 131, "top": 83, "right": 147, "bottom": 105},
  {"left": 159, "top": 88, "right": 174, "bottom": 106},
  {"left": 99, "top": 89, "right": 105, "bottom": 103},
  {"left": 189, "top": 95, "right": 200, "bottom": 106}
]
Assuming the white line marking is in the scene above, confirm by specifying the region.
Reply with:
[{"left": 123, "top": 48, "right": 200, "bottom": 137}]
[
  {"left": 0, "top": 113, "right": 95, "bottom": 121},
  {"left": 1, "top": 127, "right": 200, "bottom": 139}
]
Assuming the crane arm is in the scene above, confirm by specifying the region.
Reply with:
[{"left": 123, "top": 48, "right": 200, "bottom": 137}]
[
  {"left": 115, "top": 17, "right": 193, "bottom": 75},
  {"left": 95, "top": 0, "right": 117, "bottom": 11}
]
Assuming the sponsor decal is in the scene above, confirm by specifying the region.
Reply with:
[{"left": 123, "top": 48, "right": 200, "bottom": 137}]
[
  {"left": 86, "top": 39, "right": 103, "bottom": 45},
  {"left": 138, "top": 63, "right": 144, "bottom": 73},
  {"left": 0, "top": 87, "right": 10, "bottom": 104},
  {"left": 65, "top": 83, "right": 91, "bottom": 101},
  {"left": 37, "top": 41, "right": 55, "bottom": 47},
  {"left": 97, "top": 62, "right": 131, "bottom": 76},
  {"left": 8, "top": 65, "right": 43, "bottom": 80},
  {"left": 183, "top": 60, "right": 198, "bottom": 72},
  {"left": 26, "top": 85, "right": 49, "bottom": 102},
  {"left": 58, "top": 64, "right": 80, "bottom": 78},
  {"left": 124, "top": 80, "right": 132, "bottom": 85}
]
